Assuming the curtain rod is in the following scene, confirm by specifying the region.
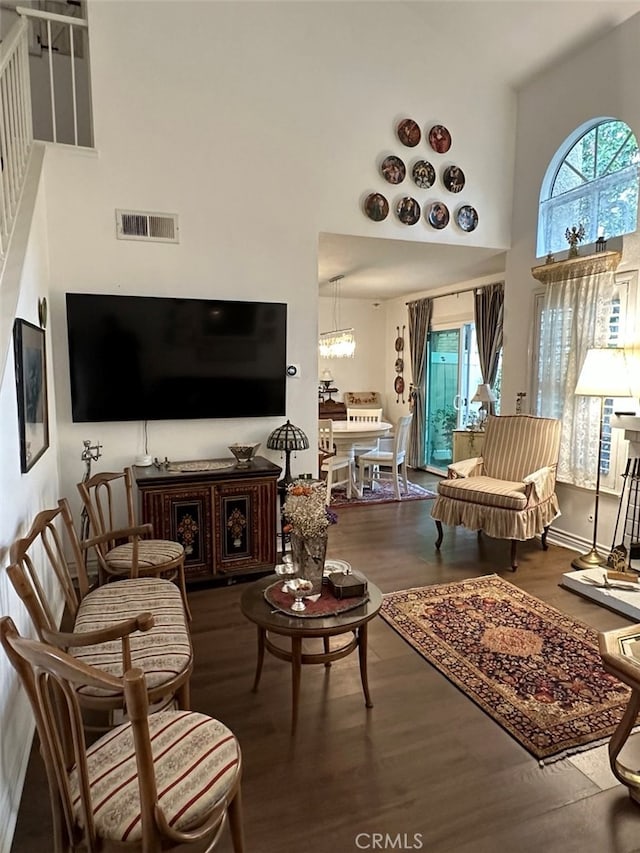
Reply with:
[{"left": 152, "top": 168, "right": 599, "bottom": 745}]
[{"left": 405, "top": 281, "right": 503, "bottom": 305}]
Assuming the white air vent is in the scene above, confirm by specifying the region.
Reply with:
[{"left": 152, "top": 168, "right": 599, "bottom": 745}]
[{"left": 116, "top": 209, "right": 179, "bottom": 243}]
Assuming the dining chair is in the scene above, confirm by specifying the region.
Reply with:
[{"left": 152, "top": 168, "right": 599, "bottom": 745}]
[
  {"left": 356, "top": 413, "right": 413, "bottom": 500},
  {"left": 77, "top": 466, "right": 191, "bottom": 620},
  {"left": 0, "top": 616, "right": 244, "bottom": 853},
  {"left": 346, "top": 407, "right": 383, "bottom": 424},
  {"left": 7, "top": 498, "right": 193, "bottom": 726},
  {"left": 319, "top": 418, "right": 353, "bottom": 501},
  {"left": 346, "top": 407, "right": 384, "bottom": 458}
]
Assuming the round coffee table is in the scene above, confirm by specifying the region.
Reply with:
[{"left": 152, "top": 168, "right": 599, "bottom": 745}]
[{"left": 240, "top": 574, "right": 383, "bottom": 734}]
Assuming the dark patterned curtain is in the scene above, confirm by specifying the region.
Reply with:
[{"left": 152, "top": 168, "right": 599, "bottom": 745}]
[
  {"left": 407, "top": 297, "right": 432, "bottom": 468},
  {"left": 474, "top": 283, "right": 504, "bottom": 414}
]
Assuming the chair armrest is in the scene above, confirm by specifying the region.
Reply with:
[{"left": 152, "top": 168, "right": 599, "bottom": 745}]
[
  {"left": 81, "top": 523, "right": 154, "bottom": 550},
  {"left": 447, "top": 457, "right": 484, "bottom": 479},
  {"left": 44, "top": 612, "right": 155, "bottom": 672},
  {"left": 523, "top": 465, "right": 556, "bottom": 503},
  {"left": 42, "top": 612, "right": 155, "bottom": 648}
]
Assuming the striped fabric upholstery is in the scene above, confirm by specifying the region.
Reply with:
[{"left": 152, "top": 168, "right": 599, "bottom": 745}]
[
  {"left": 437, "top": 476, "right": 528, "bottom": 510},
  {"left": 69, "top": 711, "right": 239, "bottom": 842},
  {"left": 431, "top": 414, "right": 561, "bottom": 542},
  {"left": 482, "top": 415, "right": 560, "bottom": 482},
  {"left": 106, "top": 539, "right": 184, "bottom": 570},
  {"left": 71, "top": 578, "right": 191, "bottom": 697}
]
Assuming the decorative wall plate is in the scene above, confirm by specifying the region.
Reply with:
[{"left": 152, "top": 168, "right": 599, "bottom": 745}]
[
  {"left": 396, "top": 196, "right": 420, "bottom": 225},
  {"left": 381, "top": 155, "right": 406, "bottom": 184},
  {"left": 426, "top": 201, "right": 450, "bottom": 230},
  {"left": 364, "top": 192, "right": 389, "bottom": 221},
  {"left": 456, "top": 204, "right": 479, "bottom": 232},
  {"left": 428, "top": 124, "right": 452, "bottom": 154},
  {"left": 443, "top": 165, "right": 465, "bottom": 193},
  {"left": 395, "top": 357, "right": 404, "bottom": 372},
  {"left": 397, "top": 118, "right": 421, "bottom": 147},
  {"left": 412, "top": 160, "right": 435, "bottom": 189},
  {"left": 394, "top": 376, "right": 405, "bottom": 395}
]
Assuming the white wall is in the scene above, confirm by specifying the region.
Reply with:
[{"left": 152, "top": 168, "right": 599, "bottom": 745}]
[
  {"left": 38, "top": 0, "right": 517, "bottom": 522},
  {"left": 507, "top": 12, "right": 640, "bottom": 553},
  {"left": 319, "top": 295, "right": 386, "bottom": 413},
  {"left": 0, "top": 158, "right": 63, "bottom": 853},
  {"left": 0, "top": 6, "right": 519, "bottom": 842}
]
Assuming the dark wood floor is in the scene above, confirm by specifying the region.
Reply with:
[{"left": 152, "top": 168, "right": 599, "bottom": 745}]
[{"left": 11, "top": 472, "right": 640, "bottom": 853}]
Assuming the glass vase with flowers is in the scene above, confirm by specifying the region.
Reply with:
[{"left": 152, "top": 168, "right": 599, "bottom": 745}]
[{"left": 283, "top": 480, "right": 338, "bottom": 595}]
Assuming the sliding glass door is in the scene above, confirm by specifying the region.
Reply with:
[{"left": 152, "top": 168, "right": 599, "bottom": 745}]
[{"left": 425, "top": 324, "right": 484, "bottom": 472}]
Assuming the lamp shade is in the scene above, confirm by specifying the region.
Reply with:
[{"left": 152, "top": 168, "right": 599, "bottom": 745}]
[
  {"left": 471, "top": 383, "right": 497, "bottom": 404},
  {"left": 266, "top": 420, "right": 309, "bottom": 452},
  {"left": 574, "top": 348, "right": 633, "bottom": 398}
]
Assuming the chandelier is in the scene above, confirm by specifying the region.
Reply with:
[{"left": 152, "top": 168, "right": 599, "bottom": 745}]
[{"left": 319, "top": 274, "right": 356, "bottom": 359}]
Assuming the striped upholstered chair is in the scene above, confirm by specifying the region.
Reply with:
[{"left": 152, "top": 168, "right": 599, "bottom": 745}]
[
  {"left": 431, "top": 414, "right": 561, "bottom": 570},
  {"left": 77, "top": 466, "right": 191, "bottom": 620},
  {"left": 7, "top": 499, "right": 193, "bottom": 726},
  {"left": 0, "top": 617, "right": 244, "bottom": 853}
]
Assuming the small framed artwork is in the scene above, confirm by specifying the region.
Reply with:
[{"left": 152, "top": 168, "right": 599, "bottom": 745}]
[
  {"left": 364, "top": 192, "right": 389, "bottom": 221},
  {"left": 443, "top": 164, "right": 465, "bottom": 193},
  {"left": 428, "top": 124, "right": 452, "bottom": 154},
  {"left": 396, "top": 196, "right": 421, "bottom": 225},
  {"left": 426, "top": 201, "right": 450, "bottom": 229},
  {"left": 397, "top": 118, "right": 421, "bottom": 147},
  {"left": 380, "top": 155, "right": 406, "bottom": 184},
  {"left": 13, "top": 318, "right": 49, "bottom": 473}
]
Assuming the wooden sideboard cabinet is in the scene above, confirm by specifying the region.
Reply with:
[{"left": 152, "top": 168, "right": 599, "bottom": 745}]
[
  {"left": 134, "top": 457, "right": 281, "bottom": 582},
  {"left": 452, "top": 430, "right": 485, "bottom": 463}
]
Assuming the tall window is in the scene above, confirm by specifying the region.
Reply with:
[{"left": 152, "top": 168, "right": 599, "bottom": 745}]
[
  {"left": 532, "top": 272, "right": 638, "bottom": 492},
  {"left": 538, "top": 119, "right": 639, "bottom": 257}
]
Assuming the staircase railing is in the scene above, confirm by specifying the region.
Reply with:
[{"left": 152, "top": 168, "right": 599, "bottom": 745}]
[
  {"left": 0, "top": 6, "right": 91, "bottom": 387},
  {"left": 0, "top": 17, "right": 33, "bottom": 266},
  {"left": 16, "top": 5, "right": 90, "bottom": 147}
]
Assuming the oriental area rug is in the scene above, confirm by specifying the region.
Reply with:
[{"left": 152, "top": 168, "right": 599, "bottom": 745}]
[
  {"left": 329, "top": 481, "right": 436, "bottom": 508},
  {"left": 381, "top": 574, "right": 631, "bottom": 763}
]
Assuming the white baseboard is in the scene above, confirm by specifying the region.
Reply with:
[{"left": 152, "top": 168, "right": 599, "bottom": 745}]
[{"left": 545, "top": 524, "right": 608, "bottom": 560}]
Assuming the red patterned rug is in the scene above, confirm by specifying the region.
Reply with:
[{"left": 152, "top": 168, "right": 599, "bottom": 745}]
[
  {"left": 381, "top": 574, "right": 630, "bottom": 762},
  {"left": 329, "top": 480, "right": 436, "bottom": 508}
]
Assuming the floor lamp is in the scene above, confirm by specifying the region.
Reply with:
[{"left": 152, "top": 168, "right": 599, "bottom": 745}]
[{"left": 571, "top": 347, "right": 633, "bottom": 570}]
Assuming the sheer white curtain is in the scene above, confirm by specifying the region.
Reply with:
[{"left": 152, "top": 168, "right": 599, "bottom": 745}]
[{"left": 536, "top": 256, "right": 619, "bottom": 487}]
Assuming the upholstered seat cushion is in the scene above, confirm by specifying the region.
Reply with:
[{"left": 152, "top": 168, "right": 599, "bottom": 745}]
[
  {"left": 70, "top": 710, "right": 239, "bottom": 842},
  {"left": 106, "top": 539, "right": 184, "bottom": 570},
  {"left": 437, "top": 475, "right": 529, "bottom": 511},
  {"left": 71, "top": 578, "right": 191, "bottom": 696}
]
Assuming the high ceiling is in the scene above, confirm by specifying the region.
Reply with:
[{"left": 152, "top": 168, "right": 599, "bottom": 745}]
[{"left": 318, "top": 1, "right": 640, "bottom": 301}]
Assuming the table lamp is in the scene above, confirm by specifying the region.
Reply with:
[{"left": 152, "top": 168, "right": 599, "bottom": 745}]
[
  {"left": 571, "top": 347, "right": 633, "bottom": 570},
  {"left": 266, "top": 420, "right": 309, "bottom": 490},
  {"left": 471, "top": 383, "right": 497, "bottom": 429}
]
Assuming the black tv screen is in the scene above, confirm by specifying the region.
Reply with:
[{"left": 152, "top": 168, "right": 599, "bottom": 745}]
[{"left": 66, "top": 293, "right": 287, "bottom": 422}]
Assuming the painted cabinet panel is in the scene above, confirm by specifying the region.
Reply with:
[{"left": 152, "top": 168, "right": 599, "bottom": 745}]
[{"left": 135, "top": 457, "right": 280, "bottom": 581}]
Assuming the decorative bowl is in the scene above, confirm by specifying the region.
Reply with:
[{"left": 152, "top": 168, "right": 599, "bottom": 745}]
[{"left": 228, "top": 443, "right": 261, "bottom": 467}]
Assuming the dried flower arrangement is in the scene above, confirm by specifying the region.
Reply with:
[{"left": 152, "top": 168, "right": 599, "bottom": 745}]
[{"left": 283, "top": 481, "right": 338, "bottom": 538}]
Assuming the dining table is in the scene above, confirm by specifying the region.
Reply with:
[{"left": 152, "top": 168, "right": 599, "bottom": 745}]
[{"left": 330, "top": 419, "right": 393, "bottom": 498}]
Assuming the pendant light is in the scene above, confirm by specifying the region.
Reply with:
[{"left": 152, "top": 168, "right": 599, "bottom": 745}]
[{"left": 319, "top": 274, "right": 356, "bottom": 359}]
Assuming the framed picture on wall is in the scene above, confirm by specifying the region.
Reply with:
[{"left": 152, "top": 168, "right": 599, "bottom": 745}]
[{"left": 13, "top": 318, "right": 49, "bottom": 473}]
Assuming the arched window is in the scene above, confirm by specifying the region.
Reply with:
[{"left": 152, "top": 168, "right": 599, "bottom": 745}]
[{"left": 538, "top": 118, "right": 639, "bottom": 257}]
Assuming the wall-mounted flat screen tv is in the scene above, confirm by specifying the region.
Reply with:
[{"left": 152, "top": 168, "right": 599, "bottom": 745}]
[{"left": 66, "top": 293, "right": 287, "bottom": 422}]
